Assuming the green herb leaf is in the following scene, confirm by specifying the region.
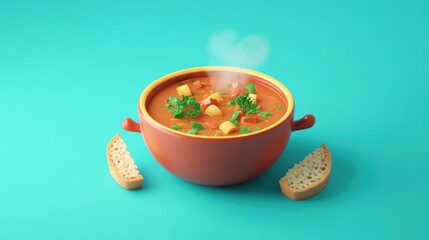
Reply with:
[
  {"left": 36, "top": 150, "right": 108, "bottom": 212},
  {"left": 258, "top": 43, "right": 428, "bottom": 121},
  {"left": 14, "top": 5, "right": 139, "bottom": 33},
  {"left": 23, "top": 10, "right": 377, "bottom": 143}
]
[
  {"left": 187, "top": 121, "right": 205, "bottom": 135},
  {"left": 190, "top": 79, "right": 195, "bottom": 83},
  {"left": 178, "top": 82, "right": 184, "bottom": 86},
  {"left": 254, "top": 126, "right": 260, "bottom": 131},
  {"left": 245, "top": 83, "right": 255, "bottom": 94},
  {"left": 191, "top": 121, "right": 204, "bottom": 130},
  {"left": 166, "top": 96, "right": 202, "bottom": 120},
  {"left": 230, "top": 120, "right": 239, "bottom": 126},
  {"left": 228, "top": 111, "right": 240, "bottom": 126},
  {"left": 240, "top": 127, "right": 252, "bottom": 134},
  {"left": 259, "top": 112, "right": 273, "bottom": 119},
  {"left": 228, "top": 94, "right": 259, "bottom": 114},
  {"left": 187, "top": 129, "right": 198, "bottom": 135},
  {"left": 171, "top": 125, "right": 182, "bottom": 130},
  {"left": 277, "top": 104, "right": 283, "bottom": 110},
  {"left": 219, "top": 91, "right": 225, "bottom": 95}
]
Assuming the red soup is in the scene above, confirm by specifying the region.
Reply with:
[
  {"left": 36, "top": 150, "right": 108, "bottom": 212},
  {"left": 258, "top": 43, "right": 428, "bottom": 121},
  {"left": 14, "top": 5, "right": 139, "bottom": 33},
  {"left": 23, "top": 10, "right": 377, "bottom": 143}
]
[{"left": 148, "top": 77, "right": 287, "bottom": 136}]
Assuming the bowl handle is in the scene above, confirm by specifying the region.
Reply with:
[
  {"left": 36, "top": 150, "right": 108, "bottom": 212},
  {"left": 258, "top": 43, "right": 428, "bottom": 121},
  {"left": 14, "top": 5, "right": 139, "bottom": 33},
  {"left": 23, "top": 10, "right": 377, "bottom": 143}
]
[
  {"left": 122, "top": 118, "right": 141, "bottom": 133},
  {"left": 292, "top": 114, "right": 316, "bottom": 131}
]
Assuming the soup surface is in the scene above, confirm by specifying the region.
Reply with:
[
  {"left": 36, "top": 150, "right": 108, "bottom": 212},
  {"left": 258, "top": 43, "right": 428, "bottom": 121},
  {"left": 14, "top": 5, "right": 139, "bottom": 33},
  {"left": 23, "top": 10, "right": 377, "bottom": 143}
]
[{"left": 147, "top": 77, "right": 287, "bottom": 136}]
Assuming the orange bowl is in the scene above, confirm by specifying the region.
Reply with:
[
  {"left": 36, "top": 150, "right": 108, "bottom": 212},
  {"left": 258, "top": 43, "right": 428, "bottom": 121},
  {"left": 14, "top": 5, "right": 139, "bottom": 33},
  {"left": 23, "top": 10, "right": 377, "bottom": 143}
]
[{"left": 122, "top": 66, "right": 315, "bottom": 186}]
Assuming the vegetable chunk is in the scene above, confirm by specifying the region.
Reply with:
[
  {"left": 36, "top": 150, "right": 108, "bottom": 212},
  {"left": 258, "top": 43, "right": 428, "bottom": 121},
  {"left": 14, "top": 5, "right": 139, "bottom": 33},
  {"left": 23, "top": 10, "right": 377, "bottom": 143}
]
[
  {"left": 219, "top": 121, "right": 238, "bottom": 134},
  {"left": 176, "top": 84, "right": 192, "bottom": 96},
  {"left": 193, "top": 80, "right": 203, "bottom": 89},
  {"left": 240, "top": 116, "right": 259, "bottom": 124},
  {"left": 248, "top": 93, "right": 258, "bottom": 103},
  {"left": 209, "top": 92, "right": 224, "bottom": 103},
  {"left": 200, "top": 97, "right": 218, "bottom": 110},
  {"left": 205, "top": 105, "right": 223, "bottom": 117}
]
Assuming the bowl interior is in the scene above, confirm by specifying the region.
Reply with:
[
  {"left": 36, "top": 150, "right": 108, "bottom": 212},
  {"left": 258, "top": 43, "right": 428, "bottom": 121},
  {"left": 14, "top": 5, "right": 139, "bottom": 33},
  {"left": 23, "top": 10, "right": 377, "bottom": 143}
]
[{"left": 139, "top": 66, "right": 294, "bottom": 138}]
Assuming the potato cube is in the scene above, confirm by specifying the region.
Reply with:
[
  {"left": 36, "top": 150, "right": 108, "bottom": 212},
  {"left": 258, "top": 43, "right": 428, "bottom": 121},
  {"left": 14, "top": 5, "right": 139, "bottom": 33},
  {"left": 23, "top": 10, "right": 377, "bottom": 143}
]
[
  {"left": 219, "top": 121, "right": 238, "bottom": 134},
  {"left": 209, "top": 92, "right": 224, "bottom": 103},
  {"left": 248, "top": 93, "right": 257, "bottom": 103},
  {"left": 205, "top": 105, "right": 223, "bottom": 117},
  {"left": 176, "top": 84, "right": 192, "bottom": 96}
]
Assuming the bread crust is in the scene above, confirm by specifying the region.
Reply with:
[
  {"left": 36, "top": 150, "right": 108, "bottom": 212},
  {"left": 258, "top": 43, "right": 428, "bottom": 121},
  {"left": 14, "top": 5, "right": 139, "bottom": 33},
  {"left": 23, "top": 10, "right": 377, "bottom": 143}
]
[
  {"left": 279, "top": 144, "right": 331, "bottom": 200},
  {"left": 106, "top": 134, "right": 143, "bottom": 190}
]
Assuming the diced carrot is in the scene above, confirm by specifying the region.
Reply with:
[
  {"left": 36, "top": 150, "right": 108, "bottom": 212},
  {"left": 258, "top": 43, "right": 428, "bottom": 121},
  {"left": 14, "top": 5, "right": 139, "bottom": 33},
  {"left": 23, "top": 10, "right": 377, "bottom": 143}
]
[
  {"left": 240, "top": 116, "right": 259, "bottom": 124},
  {"left": 203, "top": 121, "right": 220, "bottom": 130},
  {"left": 200, "top": 97, "right": 218, "bottom": 110},
  {"left": 193, "top": 80, "right": 203, "bottom": 89}
]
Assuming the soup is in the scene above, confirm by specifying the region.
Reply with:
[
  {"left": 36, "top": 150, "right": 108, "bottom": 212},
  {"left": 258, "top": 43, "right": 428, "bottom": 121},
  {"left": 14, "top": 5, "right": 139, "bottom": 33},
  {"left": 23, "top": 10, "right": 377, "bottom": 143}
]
[{"left": 147, "top": 77, "right": 287, "bottom": 136}]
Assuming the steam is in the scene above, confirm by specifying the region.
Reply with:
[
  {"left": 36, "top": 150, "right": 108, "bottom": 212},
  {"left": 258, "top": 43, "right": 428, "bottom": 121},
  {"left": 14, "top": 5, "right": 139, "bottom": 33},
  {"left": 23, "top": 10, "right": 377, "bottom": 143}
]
[{"left": 207, "top": 30, "right": 269, "bottom": 91}]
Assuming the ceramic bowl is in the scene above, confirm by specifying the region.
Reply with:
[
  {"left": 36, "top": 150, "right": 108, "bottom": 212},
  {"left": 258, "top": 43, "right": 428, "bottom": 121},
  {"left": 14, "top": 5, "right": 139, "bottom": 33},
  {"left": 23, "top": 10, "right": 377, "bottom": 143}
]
[{"left": 122, "top": 66, "right": 315, "bottom": 186}]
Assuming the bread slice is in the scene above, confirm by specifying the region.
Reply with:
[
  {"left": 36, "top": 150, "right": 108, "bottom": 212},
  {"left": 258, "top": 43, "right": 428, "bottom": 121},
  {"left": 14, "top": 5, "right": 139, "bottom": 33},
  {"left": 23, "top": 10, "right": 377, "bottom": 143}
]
[
  {"left": 106, "top": 134, "right": 143, "bottom": 189},
  {"left": 279, "top": 144, "right": 331, "bottom": 200}
]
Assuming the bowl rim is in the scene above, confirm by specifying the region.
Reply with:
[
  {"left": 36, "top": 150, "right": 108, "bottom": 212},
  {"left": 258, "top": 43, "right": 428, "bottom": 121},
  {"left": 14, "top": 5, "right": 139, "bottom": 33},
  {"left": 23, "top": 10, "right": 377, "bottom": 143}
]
[{"left": 139, "top": 66, "right": 294, "bottom": 139}]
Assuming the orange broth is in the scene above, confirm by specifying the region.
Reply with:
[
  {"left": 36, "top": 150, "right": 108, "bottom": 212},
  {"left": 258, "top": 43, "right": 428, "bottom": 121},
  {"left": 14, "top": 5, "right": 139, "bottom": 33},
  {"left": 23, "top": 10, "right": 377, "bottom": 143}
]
[{"left": 147, "top": 77, "right": 287, "bottom": 136}]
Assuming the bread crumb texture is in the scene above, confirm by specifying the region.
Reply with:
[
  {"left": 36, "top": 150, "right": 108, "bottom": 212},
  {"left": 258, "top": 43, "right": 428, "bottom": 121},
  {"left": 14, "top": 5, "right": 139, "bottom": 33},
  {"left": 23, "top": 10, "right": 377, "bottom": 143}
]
[
  {"left": 108, "top": 136, "right": 141, "bottom": 179},
  {"left": 284, "top": 146, "right": 328, "bottom": 189}
]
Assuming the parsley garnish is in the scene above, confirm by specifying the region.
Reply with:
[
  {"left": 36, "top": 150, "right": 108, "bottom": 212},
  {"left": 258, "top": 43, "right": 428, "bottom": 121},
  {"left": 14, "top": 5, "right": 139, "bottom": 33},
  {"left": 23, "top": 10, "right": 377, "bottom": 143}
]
[
  {"left": 190, "top": 79, "right": 195, "bottom": 83},
  {"left": 187, "top": 121, "right": 205, "bottom": 135},
  {"left": 227, "top": 94, "right": 259, "bottom": 114},
  {"left": 259, "top": 112, "right": 273, "bottom": 119},
  {"left": 171, "top": 125, "right": 182, "bottom": 130},
  {"left": 166, "top": 96, "right": 202, "bottom": 120},
  {"left": 245, "top": 83, "right": 255, "bottom": 94},
  {"left": 228, "top": 111, "right": 240, "bottom": 126},
  {"left": 254, "top": 126, "right": 260, "bottom": 131},
  {"left": 240, "top": 127, "right": 252, "bottom": 134},
  {"left": 277, "top": 104, "right": 283, "bottom": 110}
]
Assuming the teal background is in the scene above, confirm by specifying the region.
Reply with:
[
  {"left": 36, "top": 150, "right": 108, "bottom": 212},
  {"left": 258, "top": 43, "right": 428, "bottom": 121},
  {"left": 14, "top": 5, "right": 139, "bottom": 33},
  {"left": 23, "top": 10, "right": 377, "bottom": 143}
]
[{"left": 1, "top": 0, "right": 428, "bottom": 239}]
